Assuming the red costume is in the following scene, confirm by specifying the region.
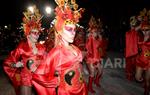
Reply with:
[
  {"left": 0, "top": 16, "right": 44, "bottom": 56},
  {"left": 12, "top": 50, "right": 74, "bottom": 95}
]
[
  {"left": 86, "top": 32, "right": 102, "bottom": 64},
  {"left": 125, "top": 29, "right": 139, "bottom": 57},
  {"left": 3, "top": 6, "right": 45, "bottom": 95},
  {"left": 125, "top": 15, "right": 143, "bottom": 80},
  {"left": 136, "top": 41, "right": 150, "bottom": 69},
  {"left": 125, "top": 29, "right": 144, "bottom": 80},
  {"left": 85, "top": 16, "right": 103, "bottom": 93},
  {"left": 32, "top": 44, "right": 87, "bottom": 95},
  {"left": 136, "top": 9, "right": 150, "bottom": 70},
  {"left": 3, "top": 40, "right": 45, "bottom": 94},
  {"left": 31, "top": 0, "right": 87, "bottom": 95}
]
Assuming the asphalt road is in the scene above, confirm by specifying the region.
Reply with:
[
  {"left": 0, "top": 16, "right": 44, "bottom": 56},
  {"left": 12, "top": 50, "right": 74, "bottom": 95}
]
[{"left": 0, "top": 51, "right": 146, "bottom": 95}]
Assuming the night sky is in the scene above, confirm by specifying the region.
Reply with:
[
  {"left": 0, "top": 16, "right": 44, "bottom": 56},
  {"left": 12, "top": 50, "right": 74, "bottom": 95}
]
[
  {"left": 0, "top": 0, "right": 150, "bottom": 51},
  {"left": 0, "top": 0, "right": 150, "bottom": 26}
]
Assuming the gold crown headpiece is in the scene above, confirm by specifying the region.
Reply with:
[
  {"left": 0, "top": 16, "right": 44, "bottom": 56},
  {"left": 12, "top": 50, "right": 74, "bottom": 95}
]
[
  {"left": 54, "top": 0, "right": 85, "bottom": 31},
  {"left": 97, "top": 18, "right": 103, "bottom": 29},
  {"left": 139, "top": 8, "right": 150, "bottom": 29},
  {"left": 88, "top": 16, "right": 98, "bottom": 28},
  {"left": 22, "top": 5, "right": 42, "bottom": 36},
  {"left": 139, "top": 8, "right": 150, "bottom": 19}
]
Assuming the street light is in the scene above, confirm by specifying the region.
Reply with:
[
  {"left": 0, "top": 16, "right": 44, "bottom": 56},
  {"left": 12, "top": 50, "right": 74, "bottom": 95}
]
[
  {"left": 28, "top": 6, "right": 34, "bottom": 13},
  {"left": 45, "top": 6, "right": 52, "bottom": 15},
  {"left": 4, "top": 25, "right": 8, "bottom": 29},
  {"left": 44, "top": 6, "right": 53, "bottom": 28}
]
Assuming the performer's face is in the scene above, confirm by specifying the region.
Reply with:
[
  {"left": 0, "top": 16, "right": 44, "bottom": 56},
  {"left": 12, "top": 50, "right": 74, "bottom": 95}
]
[
  {"left": 142, "top": 28, "right": 150, "bottom": 40},
  {"left": 28, "top": 29, "right": 40, "bottom": 43},
  {"left": 137, "top": 16, "right": 142, "bottom": 22},
  {"left": 61, "top": 24, "right": 76, "bottom": 43},
  {"left": 145, "top": 29, "right": 150, "bottom": 36}
]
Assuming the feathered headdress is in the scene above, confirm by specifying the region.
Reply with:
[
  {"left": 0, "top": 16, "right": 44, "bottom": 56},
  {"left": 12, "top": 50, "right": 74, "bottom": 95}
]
[
  {"left": 22, "top": 5, "right": 42, "bottom": 36},
  {"left": 54, "top": 0, "right": 85, "bottom": 32},
  {"left": 139, "top": 8, "right": 150, "bottom": 29},
  {"left": 88, "top": 16, "right": 98, "bottom": 29},
  {"left": 97, "top": 18, "right": 103, "bottom": 29}
]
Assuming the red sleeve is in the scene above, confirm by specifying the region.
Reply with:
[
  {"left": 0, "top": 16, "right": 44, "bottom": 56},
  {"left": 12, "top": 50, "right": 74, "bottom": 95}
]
[
  {"left": 3, "top": 42, "right": 24, "bottom": 94},
  {"left": 3, "top": 43, "right": 22, "bottom": 80},
  {"left": 32, "top": 47, "right": 60, "bottom": 95}
]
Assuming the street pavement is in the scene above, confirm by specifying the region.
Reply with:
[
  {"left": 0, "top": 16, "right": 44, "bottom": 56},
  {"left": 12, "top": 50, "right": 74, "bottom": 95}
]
[{"left": 0, "top": 51, "right": 146, "bottom": 95}]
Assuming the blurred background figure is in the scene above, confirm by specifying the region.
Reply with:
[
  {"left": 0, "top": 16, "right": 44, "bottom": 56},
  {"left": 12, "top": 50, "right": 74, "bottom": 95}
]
[
  {"left": 125, "top": 15, "right": 141, "bottom": 81},
  {"left": 85, "top": 16, "right": 103, "bottom": 94},
  {"left": 135, "top": 8, "right": 150, "bottom": 95}
]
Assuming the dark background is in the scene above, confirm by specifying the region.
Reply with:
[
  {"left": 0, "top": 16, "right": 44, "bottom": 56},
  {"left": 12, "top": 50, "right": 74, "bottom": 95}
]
[
  {"left": 0, "top": 0, "right": 150, "bottom": 25},
  {"left": 0, "top": 0, "right": 150, "bottom": 51}
]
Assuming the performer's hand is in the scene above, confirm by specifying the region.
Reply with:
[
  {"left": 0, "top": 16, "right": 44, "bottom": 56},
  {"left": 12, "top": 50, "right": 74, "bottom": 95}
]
[{"left": 15, "top": 61, "right": 24, "bottom": 68}]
